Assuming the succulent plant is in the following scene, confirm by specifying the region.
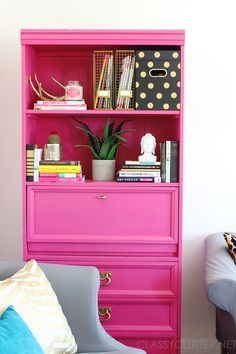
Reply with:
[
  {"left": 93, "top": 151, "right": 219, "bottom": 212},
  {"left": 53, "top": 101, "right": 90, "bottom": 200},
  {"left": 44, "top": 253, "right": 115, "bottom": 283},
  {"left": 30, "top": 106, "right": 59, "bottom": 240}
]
[
  {"left": 48, "top": 132, "right": 61, "bottom": 144},
  {"left": 74, "top": 118, "right": 134, "bottom": 160}
]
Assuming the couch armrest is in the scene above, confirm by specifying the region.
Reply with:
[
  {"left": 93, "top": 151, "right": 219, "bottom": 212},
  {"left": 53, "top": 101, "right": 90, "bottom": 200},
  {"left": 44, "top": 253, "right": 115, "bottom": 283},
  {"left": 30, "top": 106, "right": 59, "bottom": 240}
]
[
  {"left": 205, "top": 233, "right": 236, "bottom": 322},
  {"left": 0, "top": 261, "right": 132, "bottom": 353}
]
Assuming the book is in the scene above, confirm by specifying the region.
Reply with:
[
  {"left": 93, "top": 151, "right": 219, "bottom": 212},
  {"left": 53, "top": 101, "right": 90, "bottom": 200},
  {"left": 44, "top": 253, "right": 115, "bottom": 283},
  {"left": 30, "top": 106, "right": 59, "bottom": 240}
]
[
  {"left": 125, "top": 160, "right": 161, "bottom": 166},
  {"left": 39, "top": 173, "right": 82, "bottom": 178},
  {"left": 39, "top": 165, "right": 82, "bottom": 173},
  {"left": 160, "top": 141, "right": 179, "bottom": 183},
  {"left": 120, "top": 168, "right": 160, "bottom": 172},
  {"left": 36, "top": 100, "right": 85, "bottom": 105},
  {"left": 122, "top": 164, "right": 160, "bottom": 169},
  {"left": 118, "top": 171, "right": 161, "bottom": 177},
  {"left": 165, "top": 141, "right": 171, "bottom": 183},
  {"left": 34, "top": 148, "right": 43, "bottom": 182},
  {"left": 34, "top": 104, "right": 87, "bottom": 110},
  {"left": 116, "top": 176, "right": 161, "bottom": 183},
  {"left": 39, "top": 176, "right": 85, "bottom": 183},
  {"left": 170, "top": 141, "right": 179, "bottom": 182},
  {"left": 26, "top": 144, "right": 37, "bottom": 181},
  {"left": 39, "top": 160, "right": 80, "bottom": 166},
  {"left": 160, "top": 142, "right": 166, "bottom": 182}
]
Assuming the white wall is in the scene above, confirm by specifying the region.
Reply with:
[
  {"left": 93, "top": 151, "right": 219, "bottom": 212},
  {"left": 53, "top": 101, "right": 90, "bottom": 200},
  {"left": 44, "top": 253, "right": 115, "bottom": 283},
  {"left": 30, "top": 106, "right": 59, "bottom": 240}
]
[{"left": 1, "top": 1, "right": 236, "bottom": 353}]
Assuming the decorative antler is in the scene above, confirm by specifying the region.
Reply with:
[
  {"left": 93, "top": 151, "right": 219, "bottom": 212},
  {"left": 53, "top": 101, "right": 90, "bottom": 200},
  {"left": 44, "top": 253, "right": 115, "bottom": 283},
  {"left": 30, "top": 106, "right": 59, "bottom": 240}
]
[{"left": 29, "top": 74, "right": 66, "bottom": 101}]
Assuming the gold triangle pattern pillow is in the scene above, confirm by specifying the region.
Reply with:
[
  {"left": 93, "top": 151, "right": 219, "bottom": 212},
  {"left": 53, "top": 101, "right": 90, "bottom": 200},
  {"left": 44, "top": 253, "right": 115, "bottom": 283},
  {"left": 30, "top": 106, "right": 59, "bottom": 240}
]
[
  {"left": 224, "top": 232, "right": 236, "bottom": 264},
  {"left": 0, "top": 260, "right": 77, "bottom": 354}
]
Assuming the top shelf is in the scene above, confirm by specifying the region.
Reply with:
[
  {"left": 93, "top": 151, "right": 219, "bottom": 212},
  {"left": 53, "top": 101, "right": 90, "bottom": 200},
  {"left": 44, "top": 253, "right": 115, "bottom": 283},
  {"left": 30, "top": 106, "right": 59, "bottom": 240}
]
[
  {"left": 21, "top": 29, "right": 185, "bottom": 46},
  {"left": 26, "top": 109, "right": 180, "bottom": 118}
]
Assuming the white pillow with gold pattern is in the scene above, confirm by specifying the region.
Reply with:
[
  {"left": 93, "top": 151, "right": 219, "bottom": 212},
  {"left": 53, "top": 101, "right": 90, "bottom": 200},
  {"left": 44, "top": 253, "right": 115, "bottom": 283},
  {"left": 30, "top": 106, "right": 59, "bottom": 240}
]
[{"left": 0, "top": 260, "right": 77, "bottom": 354}]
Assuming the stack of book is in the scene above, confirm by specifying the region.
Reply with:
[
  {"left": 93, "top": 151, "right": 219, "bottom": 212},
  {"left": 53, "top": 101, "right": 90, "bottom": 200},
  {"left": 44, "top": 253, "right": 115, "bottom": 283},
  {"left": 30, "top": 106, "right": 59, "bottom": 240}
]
[
  {"left": 116, "top": 160, "right": 161, "bottom": 183},
  {"left": 26, "top": 144, "right": 43, "bottom": 182},
  {"left": 39, "top": 161, "right": 84, "bottom": 182},
  {"left": 34, "top": 100, "right": 87, "bottom": 110},
  {"left": 160, "top": 141, "right": 179, "bottom": 182}
]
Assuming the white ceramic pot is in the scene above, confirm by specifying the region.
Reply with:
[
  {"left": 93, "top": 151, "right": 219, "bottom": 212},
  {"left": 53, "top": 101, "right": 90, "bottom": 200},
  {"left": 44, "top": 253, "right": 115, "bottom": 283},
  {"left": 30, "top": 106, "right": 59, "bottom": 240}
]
[{"left": 92, "top": 160, "right": 115, "bottom": 181}]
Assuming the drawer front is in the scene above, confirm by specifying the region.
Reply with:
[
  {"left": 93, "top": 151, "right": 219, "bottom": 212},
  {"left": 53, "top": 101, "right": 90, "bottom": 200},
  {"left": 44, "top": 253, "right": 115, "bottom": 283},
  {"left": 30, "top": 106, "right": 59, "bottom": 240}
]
[
  {"left": 27, "top": 185, "right": 178, "bottom": 244},
  {"left": 98, "top": 262, "right": 178, "bottom": 297},
  {"left": 98, "top": 299, "right": 177, "bottom": 333},
  {"left": 28, "top": 256, "right": 178, "bottom": 297}
]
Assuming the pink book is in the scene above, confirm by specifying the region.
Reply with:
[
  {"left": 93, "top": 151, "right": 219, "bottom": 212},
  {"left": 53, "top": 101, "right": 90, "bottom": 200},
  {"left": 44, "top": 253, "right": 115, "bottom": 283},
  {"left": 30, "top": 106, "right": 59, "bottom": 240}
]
[
  {"left": 39, "top": 176, "right": 85, "bottom": 182},
  {"left": 36, "top": 100, "right": 85, "bottom": 105}
]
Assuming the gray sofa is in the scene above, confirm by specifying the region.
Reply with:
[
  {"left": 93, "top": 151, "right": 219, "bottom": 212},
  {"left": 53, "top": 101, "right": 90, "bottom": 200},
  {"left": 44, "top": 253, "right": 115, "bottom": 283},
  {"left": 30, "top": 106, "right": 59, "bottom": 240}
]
[
  {"left": 205, "top": 233, "right": 236, "bottom": 354},
  {"left": 0, "top": 261, "right": 145, "bottom": 354}
]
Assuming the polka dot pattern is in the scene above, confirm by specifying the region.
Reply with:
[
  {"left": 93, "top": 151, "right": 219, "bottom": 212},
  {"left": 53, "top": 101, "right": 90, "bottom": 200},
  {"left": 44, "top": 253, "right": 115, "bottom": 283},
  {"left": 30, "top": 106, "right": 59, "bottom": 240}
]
[{"left": 135, "top": 50, "right": 181, "bottom": 110}]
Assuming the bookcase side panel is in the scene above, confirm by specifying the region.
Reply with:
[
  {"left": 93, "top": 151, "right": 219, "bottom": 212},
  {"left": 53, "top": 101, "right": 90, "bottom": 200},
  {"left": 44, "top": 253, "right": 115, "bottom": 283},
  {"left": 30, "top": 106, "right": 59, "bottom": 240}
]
[{"left": 176, "top": 43, "right": 185, "bottom": 344}]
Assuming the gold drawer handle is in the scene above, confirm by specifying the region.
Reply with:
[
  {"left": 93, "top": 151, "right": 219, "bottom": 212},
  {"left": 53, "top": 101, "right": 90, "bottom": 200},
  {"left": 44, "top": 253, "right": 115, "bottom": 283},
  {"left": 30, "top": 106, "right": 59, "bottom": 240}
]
[
  {"left": 98, "top": 307, "right": 112, "bottom": 322},
  {"left": 98, "top": 195, "right": 107, "bottom": 200},
  {"left": 100, "top": 272, "right": 112, "bottom": 286}
]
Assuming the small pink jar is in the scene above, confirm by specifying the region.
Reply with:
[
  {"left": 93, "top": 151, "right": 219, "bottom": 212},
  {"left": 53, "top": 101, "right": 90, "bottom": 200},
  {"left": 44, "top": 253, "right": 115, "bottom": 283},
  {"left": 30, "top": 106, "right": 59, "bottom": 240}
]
[{"left": 65, "top": 81, "right": 83, "bottom": 100}]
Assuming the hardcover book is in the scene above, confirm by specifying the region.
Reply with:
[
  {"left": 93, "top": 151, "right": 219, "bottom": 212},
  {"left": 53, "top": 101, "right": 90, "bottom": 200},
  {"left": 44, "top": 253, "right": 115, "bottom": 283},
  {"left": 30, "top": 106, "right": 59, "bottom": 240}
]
[
  {"left": 39, "top": 165, "right": 82, "bottom": 173},
  {"left": 26, "top": 144, "right": 37, "bottom": 181},
  {"left": 116, "top": 176, "right": 161, "bottom": 183},
  {"left": 160, "top": 141, "right": 179, "bottom": 182},
  {"left": 125, "top": 160, "right": 160, "bottom": 166},
  {"left": 39, "top": 160, "right": 81, "bottom": 165},
  {"left": 122, "top": 164, "right": 160, "bottom": 169},
  {"left": 34, "top": 148, "right": 42, "bottom": 182}
]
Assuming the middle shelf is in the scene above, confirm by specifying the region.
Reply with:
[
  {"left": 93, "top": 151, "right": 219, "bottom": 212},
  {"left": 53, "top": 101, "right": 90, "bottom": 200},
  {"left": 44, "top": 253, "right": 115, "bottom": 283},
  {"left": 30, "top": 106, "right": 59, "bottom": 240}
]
[{"left": 26, "top": 109, "right": 181, "bottom": 118}]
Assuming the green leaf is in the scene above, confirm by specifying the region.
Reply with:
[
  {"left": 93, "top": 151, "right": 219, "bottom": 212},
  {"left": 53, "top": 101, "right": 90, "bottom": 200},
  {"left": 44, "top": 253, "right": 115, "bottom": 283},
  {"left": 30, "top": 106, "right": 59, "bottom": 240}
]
[
  {"left": 99, "top": 140, "right": 113, "bottom": 159},
  {"left": 101, "top": 118, "right": 110, "bottom": 143},
  {"left": 114, "top": 120, "right": 130, "bottom": 134},
  {"left": 98, "top": 133, "right": 122, "bottom": 159},
  {"left": 107, "top": 144, "right": 118, "bottom": 159},
  {"left": 73, "top": 118, "right": 94, "bottom": 135},
  {"left": 108, "top": 120, "right": 115, "bottom": 137},
  {"left": 74, "top": 125, "right": 101, "bottom": 154},
  {"left": 113, "top": 133, "right": 127, "bottom": 142}
]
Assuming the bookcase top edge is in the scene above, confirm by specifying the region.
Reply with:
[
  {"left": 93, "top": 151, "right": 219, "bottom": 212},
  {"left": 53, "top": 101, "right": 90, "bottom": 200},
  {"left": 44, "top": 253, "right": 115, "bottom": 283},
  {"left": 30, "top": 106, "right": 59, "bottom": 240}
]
[{"left": 21, "top": 29, "right": 185, "bottom": 45}]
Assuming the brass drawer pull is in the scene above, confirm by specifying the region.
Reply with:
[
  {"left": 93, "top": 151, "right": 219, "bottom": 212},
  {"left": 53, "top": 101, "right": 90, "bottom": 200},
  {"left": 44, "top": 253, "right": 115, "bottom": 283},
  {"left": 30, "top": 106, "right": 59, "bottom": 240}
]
[
  {"left": 98, "top": 307, "right": 112, "bottom": 322},
  {"left": 100, "top": 272, "right": 112, "bottom": 286},
  {"left": 98, "top": 195, "right": 107, "bottom": 200}
]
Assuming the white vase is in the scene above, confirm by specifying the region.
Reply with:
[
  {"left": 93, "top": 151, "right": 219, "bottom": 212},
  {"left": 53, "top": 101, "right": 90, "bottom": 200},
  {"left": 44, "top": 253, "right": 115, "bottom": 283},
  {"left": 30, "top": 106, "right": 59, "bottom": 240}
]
[{"left": 92, "top": 160, "right": 115, "bottom": 181}]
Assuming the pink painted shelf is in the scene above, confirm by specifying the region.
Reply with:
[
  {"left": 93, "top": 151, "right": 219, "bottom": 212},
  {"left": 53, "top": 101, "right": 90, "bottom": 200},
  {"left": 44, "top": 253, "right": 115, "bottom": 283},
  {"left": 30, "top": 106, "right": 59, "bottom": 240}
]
[
  {"left": 26, "top": 109, "right": 180, "bottom": 117},
  {"left": 22, "top": 29, "right": 184, "bottom": 354},
  {"left": 26, "top": 181, "right": 179, "bottom": 187}
]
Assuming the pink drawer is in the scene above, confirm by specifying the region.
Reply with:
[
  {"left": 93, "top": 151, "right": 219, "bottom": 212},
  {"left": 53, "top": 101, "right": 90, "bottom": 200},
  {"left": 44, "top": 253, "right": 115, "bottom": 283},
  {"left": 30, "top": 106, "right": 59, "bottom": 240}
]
[
  {"left": 27, "top": 185, "right": 179, "bottom": 250},
  {"left": 98, "top": 262, "right": 178, "bottom": 297},
  {"left": 29, "top": 257, "right": 178, "bottom": 297},
  {"left": 98, "top": 298, "right": 177, "bottom": 334}
]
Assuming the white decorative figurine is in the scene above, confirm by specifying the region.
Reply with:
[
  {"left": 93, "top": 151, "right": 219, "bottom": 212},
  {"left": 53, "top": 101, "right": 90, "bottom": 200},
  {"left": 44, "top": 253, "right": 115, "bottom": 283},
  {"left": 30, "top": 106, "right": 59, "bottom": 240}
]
[{"left": 138, "top": 133, "right": 157, "bottom": 162}]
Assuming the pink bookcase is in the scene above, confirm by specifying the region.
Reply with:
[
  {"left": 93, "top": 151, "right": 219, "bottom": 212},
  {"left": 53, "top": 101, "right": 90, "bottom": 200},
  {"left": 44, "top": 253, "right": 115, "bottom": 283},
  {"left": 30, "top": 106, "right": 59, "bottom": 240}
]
[{"left": 21, "top": 29, "right": 184, "bottom": 354}]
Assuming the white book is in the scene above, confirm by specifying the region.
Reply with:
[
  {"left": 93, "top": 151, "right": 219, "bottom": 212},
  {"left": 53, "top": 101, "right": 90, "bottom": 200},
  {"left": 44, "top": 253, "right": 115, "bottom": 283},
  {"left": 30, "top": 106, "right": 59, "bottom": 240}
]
[
  {"left": 125, "top": 160, "right": 161, "bottom": 166},
  {"left": 119, "top": 171, "right": 161, "bottom": 177},
  {"left": 34, "top": 105, "right": 87, "bottom": 110},
  {"left": 36, "top": 100, "right": 85, "bottom": 105},
  {"left": 165, "top": 141, "right": 171, "bottom": 183},
  {"left": 34, "top": 148, "right": 43, "bottom": 182}
]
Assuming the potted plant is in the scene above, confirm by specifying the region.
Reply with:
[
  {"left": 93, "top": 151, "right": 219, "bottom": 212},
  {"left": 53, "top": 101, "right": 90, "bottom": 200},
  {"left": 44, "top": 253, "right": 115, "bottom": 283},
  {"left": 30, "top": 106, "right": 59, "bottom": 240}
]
[{"left": 74, "top": 118, "right": 134, "bottom": 180}]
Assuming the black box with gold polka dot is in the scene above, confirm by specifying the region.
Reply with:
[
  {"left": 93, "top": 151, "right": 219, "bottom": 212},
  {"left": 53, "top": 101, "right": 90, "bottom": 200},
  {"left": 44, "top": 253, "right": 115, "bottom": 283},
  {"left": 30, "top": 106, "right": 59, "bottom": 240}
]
[{"left": 135, "top": 49, "right": 181, "bottom": 110}]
